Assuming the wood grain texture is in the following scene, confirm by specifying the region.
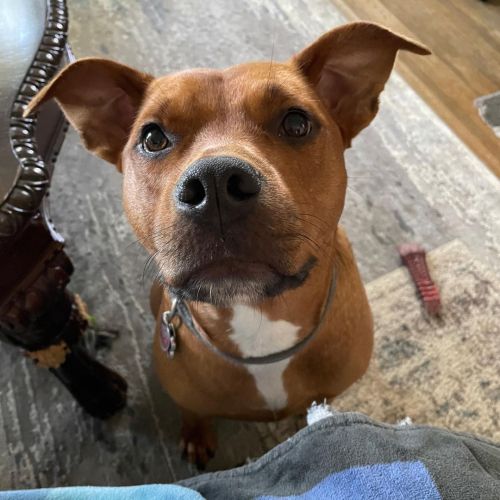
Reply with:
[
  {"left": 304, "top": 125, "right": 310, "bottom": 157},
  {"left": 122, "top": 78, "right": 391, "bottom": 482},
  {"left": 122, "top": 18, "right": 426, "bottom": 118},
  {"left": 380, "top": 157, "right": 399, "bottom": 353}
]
[
  {"left": 0, "top": 0, "right": 498, "bottom": 489},
  {"left": 331, "top": 0, "right": 500, "bottom": 177}
]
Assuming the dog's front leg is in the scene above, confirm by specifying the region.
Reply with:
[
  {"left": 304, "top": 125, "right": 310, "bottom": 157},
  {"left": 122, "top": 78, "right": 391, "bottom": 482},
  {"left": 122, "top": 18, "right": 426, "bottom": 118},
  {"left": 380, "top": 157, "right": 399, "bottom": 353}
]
[{"left": 180, "top": 408, "right": 217, "bottom": 469}]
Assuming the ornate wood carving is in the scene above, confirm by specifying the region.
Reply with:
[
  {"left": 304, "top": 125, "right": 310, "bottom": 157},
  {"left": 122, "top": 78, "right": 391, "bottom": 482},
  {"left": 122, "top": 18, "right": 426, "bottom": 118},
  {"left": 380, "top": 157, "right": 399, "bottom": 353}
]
[
  {"left": 1, "top": 0, "right": 68, "bottom": 241},
  {"left": 0, "top": 210, "right": 128, "bottom": 419}
]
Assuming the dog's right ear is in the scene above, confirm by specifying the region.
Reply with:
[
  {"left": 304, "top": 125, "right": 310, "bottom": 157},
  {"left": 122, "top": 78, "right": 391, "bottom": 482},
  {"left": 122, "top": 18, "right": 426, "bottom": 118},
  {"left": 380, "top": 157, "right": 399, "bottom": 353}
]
[{"left": 24, "top": 58, "right": 153, "bottom": 167}]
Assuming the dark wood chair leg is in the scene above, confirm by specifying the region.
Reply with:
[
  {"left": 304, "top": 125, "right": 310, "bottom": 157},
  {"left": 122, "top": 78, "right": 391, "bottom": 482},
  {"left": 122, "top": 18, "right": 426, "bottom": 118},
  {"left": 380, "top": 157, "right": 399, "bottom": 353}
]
[
  {"left": 50, "top": 304, "right": 128, "bottom": 419},
  {"left": 0, "top": 0, "right": 126, "bottom": 419},
  {"left": 0, "top": 213, "right": 127, "bottom": 419}
]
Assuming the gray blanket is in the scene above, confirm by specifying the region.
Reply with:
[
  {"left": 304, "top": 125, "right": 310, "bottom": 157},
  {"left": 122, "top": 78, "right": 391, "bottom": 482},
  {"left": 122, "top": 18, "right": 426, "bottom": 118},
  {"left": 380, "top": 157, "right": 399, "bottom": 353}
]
[{"left": 181, "top": 410, "right": 500, "bottom": 499}]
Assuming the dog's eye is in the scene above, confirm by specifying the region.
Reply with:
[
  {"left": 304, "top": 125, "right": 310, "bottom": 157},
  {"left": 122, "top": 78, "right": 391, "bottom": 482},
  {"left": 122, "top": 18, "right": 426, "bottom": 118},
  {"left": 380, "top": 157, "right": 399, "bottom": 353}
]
[
  {"left": 142, "top": 125, "right": 170, "bottom": 152},
  {"left": 281, "top": 110, "right": 312, "bottom": 138}
]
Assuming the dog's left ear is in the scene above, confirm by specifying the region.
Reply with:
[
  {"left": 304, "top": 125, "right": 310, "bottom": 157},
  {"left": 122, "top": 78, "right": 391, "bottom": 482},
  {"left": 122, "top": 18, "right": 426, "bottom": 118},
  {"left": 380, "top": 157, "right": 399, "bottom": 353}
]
[{"left": 293, "top": 22, "right": 430, "bottom": 147}]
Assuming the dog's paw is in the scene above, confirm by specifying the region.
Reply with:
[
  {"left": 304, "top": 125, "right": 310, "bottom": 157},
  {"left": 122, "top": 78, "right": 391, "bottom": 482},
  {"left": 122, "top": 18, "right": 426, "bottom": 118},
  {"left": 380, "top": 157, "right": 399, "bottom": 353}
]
[{"left": 180, "top": 414, "right": 217, "bottom": 470}]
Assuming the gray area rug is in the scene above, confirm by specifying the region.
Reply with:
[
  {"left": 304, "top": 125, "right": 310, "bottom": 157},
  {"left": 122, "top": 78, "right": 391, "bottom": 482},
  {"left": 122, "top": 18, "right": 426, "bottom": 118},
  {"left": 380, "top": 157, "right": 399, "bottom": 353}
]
[{"left": 0, "top": 0, "right": 499, "bottom": 490}]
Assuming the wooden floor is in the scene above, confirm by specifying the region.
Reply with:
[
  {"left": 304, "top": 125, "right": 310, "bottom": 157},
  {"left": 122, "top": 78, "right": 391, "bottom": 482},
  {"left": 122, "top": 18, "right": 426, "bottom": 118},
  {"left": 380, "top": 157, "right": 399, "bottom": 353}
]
[{"left": 331, "top": 0, "right": 500, "bottom": 178}]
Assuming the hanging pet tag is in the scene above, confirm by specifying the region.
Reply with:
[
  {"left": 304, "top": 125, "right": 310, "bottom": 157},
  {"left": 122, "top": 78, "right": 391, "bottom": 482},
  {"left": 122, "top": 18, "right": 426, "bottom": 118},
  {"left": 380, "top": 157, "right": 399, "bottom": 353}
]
[{"left": 160, "top": 299, "right": 179, "bottom": 358}]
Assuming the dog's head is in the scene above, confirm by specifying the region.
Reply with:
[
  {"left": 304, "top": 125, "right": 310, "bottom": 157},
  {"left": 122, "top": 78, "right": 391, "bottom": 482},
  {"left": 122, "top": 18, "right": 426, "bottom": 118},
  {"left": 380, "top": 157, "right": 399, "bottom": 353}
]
[{"left": 27, "top": 23, "right": 429, "bottom": 306}]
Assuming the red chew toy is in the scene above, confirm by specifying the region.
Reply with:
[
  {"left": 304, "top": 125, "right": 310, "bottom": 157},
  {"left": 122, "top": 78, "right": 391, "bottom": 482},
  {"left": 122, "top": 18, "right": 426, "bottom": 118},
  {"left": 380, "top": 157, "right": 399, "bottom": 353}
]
[{"left": 398, "top": 243, "right": 442, "bottom": 316}]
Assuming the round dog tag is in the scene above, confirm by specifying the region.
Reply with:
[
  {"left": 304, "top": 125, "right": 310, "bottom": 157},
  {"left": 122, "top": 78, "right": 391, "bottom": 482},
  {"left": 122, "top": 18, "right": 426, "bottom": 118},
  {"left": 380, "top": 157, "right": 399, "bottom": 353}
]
[{"left": 160, "top": 316, "right": 177, "bottom": 359}]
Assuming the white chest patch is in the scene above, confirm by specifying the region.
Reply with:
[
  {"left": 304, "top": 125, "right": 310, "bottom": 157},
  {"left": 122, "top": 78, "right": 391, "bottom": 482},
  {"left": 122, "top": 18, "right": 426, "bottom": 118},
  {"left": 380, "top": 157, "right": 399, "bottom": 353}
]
[{"left": 229, "top": 305, "right": 300, "bottom": 410}]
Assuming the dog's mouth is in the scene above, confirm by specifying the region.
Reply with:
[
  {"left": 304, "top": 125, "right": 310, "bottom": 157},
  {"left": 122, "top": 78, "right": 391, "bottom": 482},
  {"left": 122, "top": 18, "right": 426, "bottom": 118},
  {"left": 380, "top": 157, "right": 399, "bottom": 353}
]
[
  {"left": 190, "top": 258, "right": 274, "bottom": 282},
  {"left": 167, "top": 256, "right": 317, "bottom": 306}
]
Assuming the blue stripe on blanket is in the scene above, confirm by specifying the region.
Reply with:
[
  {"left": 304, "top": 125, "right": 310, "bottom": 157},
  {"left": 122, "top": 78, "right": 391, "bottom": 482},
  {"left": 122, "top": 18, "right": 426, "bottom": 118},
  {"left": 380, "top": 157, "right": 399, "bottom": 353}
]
[
  {"left": 0, "top": 484, "right": 203, "bottom": 500},
  {"left": 258, "top": 461, "right": 441, "bottom": 500}
]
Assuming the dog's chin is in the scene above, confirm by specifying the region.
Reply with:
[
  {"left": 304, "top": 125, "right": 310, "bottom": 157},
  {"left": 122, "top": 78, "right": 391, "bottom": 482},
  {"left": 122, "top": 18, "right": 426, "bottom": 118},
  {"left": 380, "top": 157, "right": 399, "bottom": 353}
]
[
  {"left": 167, "top": 257, "right": 317, "bottom": 307},
  {"left": 171, "top": 276, "right": 271, "bottom": 307}
]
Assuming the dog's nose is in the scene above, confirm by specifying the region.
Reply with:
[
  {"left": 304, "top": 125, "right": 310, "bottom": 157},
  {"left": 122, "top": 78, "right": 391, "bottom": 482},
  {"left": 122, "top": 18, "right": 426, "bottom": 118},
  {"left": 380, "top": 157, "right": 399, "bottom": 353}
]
[{"left": 175, "top": 156, "right": 261, "bottom": 228}]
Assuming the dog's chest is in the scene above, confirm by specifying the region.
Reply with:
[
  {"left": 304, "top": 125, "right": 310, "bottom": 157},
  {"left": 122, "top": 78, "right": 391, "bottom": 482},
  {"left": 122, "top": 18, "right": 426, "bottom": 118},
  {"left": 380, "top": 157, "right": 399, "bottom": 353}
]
[{"left": 229, "top": 305, "right": 300, "bottom": 410}]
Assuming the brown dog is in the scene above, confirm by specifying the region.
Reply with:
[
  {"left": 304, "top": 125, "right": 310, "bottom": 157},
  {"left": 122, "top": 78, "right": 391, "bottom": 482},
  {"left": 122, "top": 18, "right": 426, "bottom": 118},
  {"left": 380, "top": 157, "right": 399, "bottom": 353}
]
[{"left": 27, "top": 22, "right": 429, "bottom": 467}]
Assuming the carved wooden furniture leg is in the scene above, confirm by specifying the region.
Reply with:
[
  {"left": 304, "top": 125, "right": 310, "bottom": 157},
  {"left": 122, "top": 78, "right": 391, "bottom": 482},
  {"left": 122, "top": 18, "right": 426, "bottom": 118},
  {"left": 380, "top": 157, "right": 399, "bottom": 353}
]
[
  {"left": 0, "top": 211, "right": 127, "bottom": 419},
  {"left": 0, "top": 0, "right": 127, "bottom": 419}
]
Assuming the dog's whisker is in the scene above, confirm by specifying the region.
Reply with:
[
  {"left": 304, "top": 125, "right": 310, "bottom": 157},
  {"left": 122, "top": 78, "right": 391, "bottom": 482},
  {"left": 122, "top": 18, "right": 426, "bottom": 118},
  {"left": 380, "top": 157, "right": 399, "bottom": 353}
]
[
  {"left": 296, "top": 212, "right": 330, "bottom": 227},
  {"left": 346, "top": 185, "right": 365, "bottom": 201},
  {"left": 142, "top": 250, "right": 161, "bottom": 285},
  {"left": 196, "top": 282, "right": 203, "bottom": 304},
  {"left": 295, "top": 215, "right": 326, "bottom": 233},
  {"left": 124, "top": 237, "right": 146, "bottom": 251}
]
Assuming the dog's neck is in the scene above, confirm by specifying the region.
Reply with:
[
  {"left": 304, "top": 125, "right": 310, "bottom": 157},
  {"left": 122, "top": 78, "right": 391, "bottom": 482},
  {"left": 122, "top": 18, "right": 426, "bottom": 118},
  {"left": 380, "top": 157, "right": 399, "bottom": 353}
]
[{"left": 187, "top": 246, "right": 337, "bottom": 358}]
